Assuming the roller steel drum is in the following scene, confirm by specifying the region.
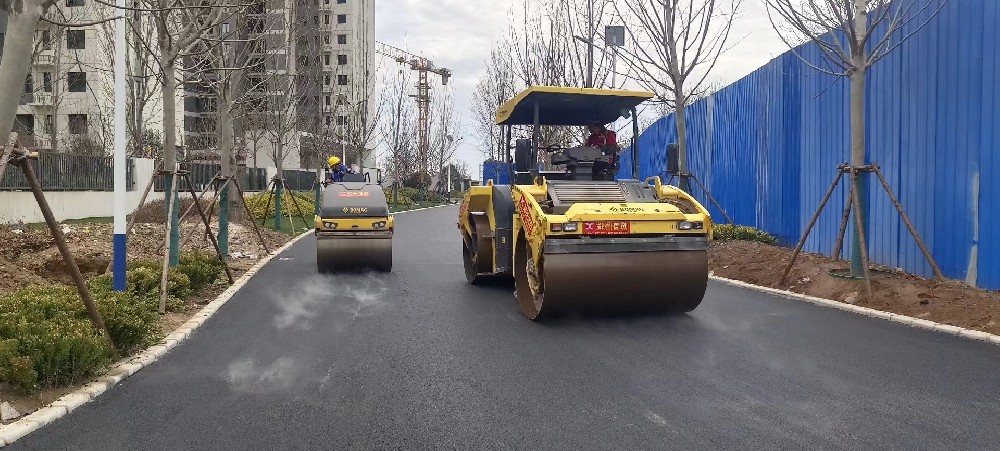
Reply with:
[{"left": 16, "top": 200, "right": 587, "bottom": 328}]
[
  {"left": 514, "top": 247, "right": 708, "bottom": 319},
  {"left": 316, "top": 232, "right": 392, "bottom": 273}
]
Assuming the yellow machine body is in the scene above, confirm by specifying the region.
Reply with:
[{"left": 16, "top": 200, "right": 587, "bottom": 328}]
[
  {"left": 459, "top": 86, "right": 714, "bottom": 320},
  {"left": 315, "top": 176, "right": 394, "bottom": 273}
]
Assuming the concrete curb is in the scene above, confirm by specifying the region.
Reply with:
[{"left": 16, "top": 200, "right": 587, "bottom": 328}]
[
  {"left": 709, "top": 275, "right": 1000, "bottom": 347},
  {"left": 0, "top": 201, "right": 454, "bottom": 447}
]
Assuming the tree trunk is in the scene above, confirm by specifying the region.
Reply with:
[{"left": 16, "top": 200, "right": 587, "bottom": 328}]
[
  {"left": 849, "top": 0, "right": 869, "bottom": 278},
  {"left": 161, "top": 60, "right": 180, "bottom": 266},
  {"left": 0, "top": 6, "right": 43, "bottom": 146},
  {"left": 274, "top": 137, "right": 283, "bottom": 232},
  {"left": 218, "top": 91, "right": 234, "bottom": 256},
  {"left": 674, "top": 89, "right": 691, "bottom": 193},
  {"left": 849, "top": 68, "right": 868, "bottom": 278}
]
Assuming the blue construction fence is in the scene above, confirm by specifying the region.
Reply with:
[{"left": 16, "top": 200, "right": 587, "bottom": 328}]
[{"left": 615, "top": 0, "right": 999, "bottom": 289}]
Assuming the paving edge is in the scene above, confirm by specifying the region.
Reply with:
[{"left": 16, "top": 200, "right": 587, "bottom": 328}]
[
  {"left": 709, "top": 275, "right": 1000, "bottom": 347},
  {"left": 0, "top": 201, "right": 454, "bottom": 446}
]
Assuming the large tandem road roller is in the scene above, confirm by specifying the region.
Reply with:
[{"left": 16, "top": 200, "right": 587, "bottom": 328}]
[
  {"left": 315, "top": 172, "right": 393, "bottom": 273},
  {"left": 458, "top": 86, "right": 714, "bottom": 320}
]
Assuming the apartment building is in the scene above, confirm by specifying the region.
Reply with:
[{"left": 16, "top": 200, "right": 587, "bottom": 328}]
[
  {"left": 183, "top": 0, "right": 376, "bottom": 171},
  {"left": 11, "top": 0, "right": 116, "bottom": 153}
]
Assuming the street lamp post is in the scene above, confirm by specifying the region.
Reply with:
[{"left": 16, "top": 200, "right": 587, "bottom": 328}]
[{"left": 112, "top": 0, "right": 128, "bottom": 291}]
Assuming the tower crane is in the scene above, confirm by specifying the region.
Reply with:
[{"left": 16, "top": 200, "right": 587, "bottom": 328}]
[{"left": 375, "top": 41, "right": 451, "bottom": 188}]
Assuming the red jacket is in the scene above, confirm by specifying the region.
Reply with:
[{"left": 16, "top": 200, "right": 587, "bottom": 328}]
[{"left": 586, "top": 130, "right": 617, "bottom": 147}]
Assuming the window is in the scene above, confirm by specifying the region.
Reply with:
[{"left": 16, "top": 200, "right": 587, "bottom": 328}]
[
  {"left": 43, "top": 72, "right": 52, "bottom": 92},
  {"left": 325, "top": 95, "right": 331, "bottom": 106},
  {"left": 41, "top": 30, "right": 52, "bottom": 50},
  {"left": 325, "top": 116, "right": 331, "bottom": 125},
  {"left": 67, "top": 30, "right": 86, "bottom": 49},
  {"left": 68, "top": 114, "right": 88, "bottom": 134},
  {"left": 313, "top": 15, "right": 319, "bottom": 25},
  {"left": 337, "top": 54, "right": 347, "bottom": 65},
  {"left": 324, "top": 75, "right": 330, "bottom": 85},
  {"left": 324, "top": 0, "right": 329, "bottom": 4},
  {"left": 66, "top": 0, "right": 84, "bottom": 6},
  {"left": 324, "top": 54, "right": 330, "bottom": 65},
  {"left": 23, "top": 75, "right": 32, "bottom": 94},
  {"left": 324, "top": 35, "right": 330, "bottom": 45},
  {"left": 337, "top": 0, "right": 345, "bottom": 3},
  {"left": 44, "top": 115, "right": 53, "bottom": 133},
  {"left": 68, "top": 72, "right": 87, "bottom": 92},
  {"left": 14, "top": 115, "right": 34, "bottom": 136},
  {"left": 324, "top": 14, "right": 330, "bottom": 25},
  {"left": 337, "top": 34, "right": 347, "bottom": 44},
  {"left": 337, "top": 74, "right": 348, "bottom": 85},
  {"left": 222, "top": 23, "right": 231, "bottom": 35},
  {"left": 337, "top": 14, "right": 346, "bottom": 24},
  {"left": 337, "top": 115, "right": 347, "bottom": 125}
]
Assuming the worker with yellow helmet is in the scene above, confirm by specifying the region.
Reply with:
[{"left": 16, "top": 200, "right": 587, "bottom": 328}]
[{"left": 324, "top": 156, "right": 356, "bottom": 185}]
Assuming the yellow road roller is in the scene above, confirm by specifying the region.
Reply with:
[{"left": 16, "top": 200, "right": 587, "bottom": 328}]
[
  {"left": 458, "top": 86, "right": 714, "bottom": 320},
  {"left": 315, "top": 171, "right": 393, "bottom": 273}
]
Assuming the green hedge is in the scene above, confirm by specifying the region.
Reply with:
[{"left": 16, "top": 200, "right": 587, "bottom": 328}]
[
  {"left": 0, "top": 251, "right": 225, "bottom": 392},
  {"left": 712, "top": 224, "right": 777, "bottom": 245},
  {"left": 244, "top": 190, "right": 315, "bottom": 220}
]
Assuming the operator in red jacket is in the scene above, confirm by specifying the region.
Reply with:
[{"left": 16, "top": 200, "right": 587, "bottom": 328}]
[{"left": 586, "top": 121, "right": 619, "bottom": 181}]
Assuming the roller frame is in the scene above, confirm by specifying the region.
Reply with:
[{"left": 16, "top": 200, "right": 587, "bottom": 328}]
[{"left": 316, "top": 181, "right": 394, "bottom": 274}]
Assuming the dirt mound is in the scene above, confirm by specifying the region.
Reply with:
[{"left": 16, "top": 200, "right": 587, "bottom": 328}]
[
  {"left": 130, "top": 198, "right": 217, "bottom": 224},
  {"left": 709, "top": 240, "right": 1000, "bottom": 335},
  {"left": 37, "top": 252, "right": 112, "bottom": 284}
]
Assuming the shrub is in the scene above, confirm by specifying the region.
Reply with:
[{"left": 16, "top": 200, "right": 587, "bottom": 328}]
[
  {"left": 0, "top": 283, "right": 164, "bottom": 391},
  {"left": 0, "top": 286, "right": 116, "bottom": 390},
  {"left": 96, "top": 291, "right": 162, "bottom": 355},
  {"left": 178, "top": 250, "right": 225, "bottom": 291},
  {"left": 384, "top": 189, "right": 415, "bottom": 207},
  {"left": 0, "top": 339, "right": 37, "bottom": 391},
  {"left": 712, "top": 224, "right": 777, "bottom": 245}
]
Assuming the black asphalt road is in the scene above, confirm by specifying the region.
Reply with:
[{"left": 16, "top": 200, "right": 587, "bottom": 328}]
[{"left": 10, "top": 205, "right": 1000, "bottom": 450}]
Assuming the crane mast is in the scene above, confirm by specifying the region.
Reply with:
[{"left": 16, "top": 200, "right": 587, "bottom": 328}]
[{"left": 375, "top": 41, "right": 451, "bottom": 193}]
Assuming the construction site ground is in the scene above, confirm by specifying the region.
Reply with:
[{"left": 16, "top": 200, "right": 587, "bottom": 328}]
[{"left": 709, "top": 240, "right": 1000, "bottom": 335}]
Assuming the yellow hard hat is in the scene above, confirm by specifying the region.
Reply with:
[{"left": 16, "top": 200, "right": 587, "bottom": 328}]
[{"left": 328, "top": 156, "right": 341, "bottom": 166}]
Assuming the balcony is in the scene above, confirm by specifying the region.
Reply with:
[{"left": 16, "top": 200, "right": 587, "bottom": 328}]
[
  {"left": 34, "top": 53, "right": 55, "bottom": 66},
  {"left": 29, "top": 94, "right": 53, "bottom": 106}
]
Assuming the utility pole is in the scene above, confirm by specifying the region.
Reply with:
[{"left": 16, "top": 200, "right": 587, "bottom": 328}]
[{"left": 113, "top": 0, "right": 128, "bottom": 291}]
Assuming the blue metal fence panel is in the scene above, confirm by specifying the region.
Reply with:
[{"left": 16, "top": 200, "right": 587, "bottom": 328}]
[
  {"left": 482, "top": 160, "right": 511, "bottom": 185},
  {"left": 632, "top": 0, "right": 1000, "bottom": 289}
]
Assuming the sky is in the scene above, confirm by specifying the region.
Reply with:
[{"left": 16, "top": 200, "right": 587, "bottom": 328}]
[{"left": 374, "top": 0, "right": 795, "bottom": 175}]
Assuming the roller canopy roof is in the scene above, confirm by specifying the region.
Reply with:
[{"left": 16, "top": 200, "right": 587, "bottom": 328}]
[{"left": 494, "top": 86, "right": 655, "bottom": 126}]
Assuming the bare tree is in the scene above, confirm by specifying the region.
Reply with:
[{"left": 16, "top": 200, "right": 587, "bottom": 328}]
[
  {"left": 330, "top": 46, "right": 383, "bottom": 170},
  {"left": 379, "top": 67, "right": 418, "bottom": 189},
  {"left": 428, "top": 86, "right": 461, "bottom": 194},
  {"left": 763, "top": 0, "right": 947, "bottom": 277},
  {"left": 470, "top": 45, "right": 516, "bottom": 162},
  {"left": 614, "top": 0, "right": 741, "bottom": 191}
]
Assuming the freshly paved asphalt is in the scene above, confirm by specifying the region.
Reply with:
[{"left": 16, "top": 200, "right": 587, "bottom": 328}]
[{"left": 10, "top": 205, "right": 1000, "bottom": 450}]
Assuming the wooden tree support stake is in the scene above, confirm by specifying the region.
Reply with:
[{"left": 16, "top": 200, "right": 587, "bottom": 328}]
[
  {"left": 668, "top": 171, "right": 734, "bottom": 224},
  {"left": 231, "top": 177, "right": 272, "bottom": 254},
  {"left": 778, "top": 166, "right": 845, "bottom": 285},
  {"left": 10, "top": 143, "right": 119, "bottom": 357},
  {"left": 777, "top": 162, "right": 943, "bottom": 299},
  {"left": 182, "top": 174, "right": 235, "bottom": 285}
]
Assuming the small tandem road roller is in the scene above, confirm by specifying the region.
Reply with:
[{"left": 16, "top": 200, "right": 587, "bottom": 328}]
[
  {"left": 315, "top": 171, "right": 393, "bottom": 273},
  {"left": 458, "top": 86, "right": 714, "bottom": 320}
]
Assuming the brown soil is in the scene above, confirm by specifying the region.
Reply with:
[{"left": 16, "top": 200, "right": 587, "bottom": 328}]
[
  {"left": 0, "top": 216, "right": 293, "bottom": 421},
  {"left": 709, "top": 240, "right": 1000, "bottom": 335}
]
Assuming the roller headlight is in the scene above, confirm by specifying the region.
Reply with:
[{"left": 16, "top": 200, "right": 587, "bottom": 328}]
[
  {"left": 373, "top": 221, "right": 387, "bottom": 229},
  {"left": 678, "top": 221, "right": 703, "bottom": 230},
  {"left": 323, "top": 221, "right": 337, "bottom": 229}
]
